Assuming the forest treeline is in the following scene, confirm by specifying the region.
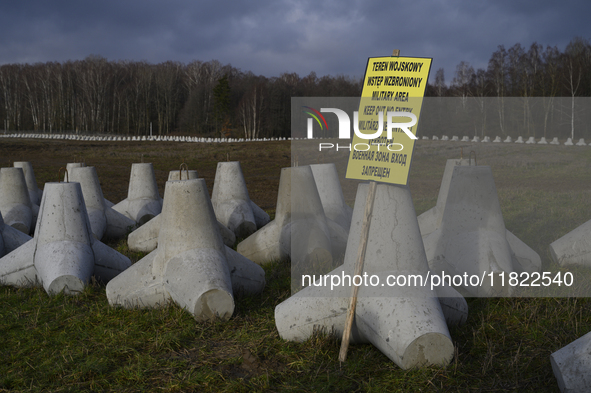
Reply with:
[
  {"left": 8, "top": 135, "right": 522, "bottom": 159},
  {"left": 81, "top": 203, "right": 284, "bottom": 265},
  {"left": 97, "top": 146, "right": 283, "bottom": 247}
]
[{"left": 1, "top": 37, "right": 590, "bottom": 138}]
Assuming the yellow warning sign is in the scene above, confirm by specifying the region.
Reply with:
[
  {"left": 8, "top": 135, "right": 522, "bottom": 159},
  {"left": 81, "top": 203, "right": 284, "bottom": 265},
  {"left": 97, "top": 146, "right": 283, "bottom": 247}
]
[{"left": 345, "top": 56, "right": 432, "bottom": 185}]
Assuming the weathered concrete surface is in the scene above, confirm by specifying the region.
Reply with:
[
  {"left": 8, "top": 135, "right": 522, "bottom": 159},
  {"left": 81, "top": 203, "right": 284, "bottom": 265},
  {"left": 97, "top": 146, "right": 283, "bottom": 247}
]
[
  {"left": 0, "top": 167, "right": 38, "bottom": 235},
  {"left": 550, "top": 219, "right": 591, "bottom": 268},
  {"left": 551, "top": 331, "right": 591, "bottom": 392},
  {"left": 275, "top": 183, "right": 454, "bottom": 370},
  {"left": 108, "top": 178, "right": 265, "bottom": 321},
  {"left": 237, "top": 166, "right": 334, "bottom": 268},
  {"left": 13, "top": 161, "right": 43, "bottom": 206},
  {"left": 0, "top": 182, "right": 131, "bottom": 294},
  {"left": 0, "top": 211, "right": 32, "bottom": 258},
  {"left": 212, "top": 161, "right": 270, "bottom": 238},
  {"left": 418, "top": 160, "right": 541, "bottom": 296},
  {"left": 417, "top": 159, "right": 470, "bottom": 236},
  {"left": 64, "top": 162, "right": 86, "bottom": 181},
  {"left": 69, "top": 166, "right": 136, "bottom": 240},
  {"left": 309, "top": 163, "right": 353, "bottom": 231},
  {"left": 113, "top": 163, "right": 163, "bottom": 225},
  {"left": 127, "top": 212, "right": 236, "bottom": 252}
]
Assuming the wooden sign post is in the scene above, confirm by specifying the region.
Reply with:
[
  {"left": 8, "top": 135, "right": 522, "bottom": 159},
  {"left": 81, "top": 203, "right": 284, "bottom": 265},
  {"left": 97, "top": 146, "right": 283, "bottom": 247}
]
[
  {"left": 338, "top": 49, "right": 431, "bottom": 362},
  {"left": 338, "top": 179, "right": 377, "bottom": 362}
]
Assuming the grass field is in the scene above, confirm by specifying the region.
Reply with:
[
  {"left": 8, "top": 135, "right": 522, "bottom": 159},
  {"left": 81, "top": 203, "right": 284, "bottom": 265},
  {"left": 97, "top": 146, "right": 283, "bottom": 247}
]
[{"left": 1, "top": 138, "right": 591, "bottom": 392}]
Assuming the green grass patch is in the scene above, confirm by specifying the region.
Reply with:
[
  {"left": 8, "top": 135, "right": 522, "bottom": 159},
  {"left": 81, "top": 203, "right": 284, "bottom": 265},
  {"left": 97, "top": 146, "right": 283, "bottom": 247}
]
[{"left": 1, "top": 139, "right": 591, "bottom": 391}]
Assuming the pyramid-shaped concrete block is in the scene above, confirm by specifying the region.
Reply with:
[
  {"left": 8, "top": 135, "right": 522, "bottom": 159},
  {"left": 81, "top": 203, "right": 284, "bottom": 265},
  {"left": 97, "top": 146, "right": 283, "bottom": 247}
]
[
  {"left": 418, "top": 159, "right": 470, "bottom": 236},
  {"left": 112, "top": 163, "right": 163, "bottom": 225},
  {"left": 13, "top": 161, "right": 43, "bottom": 206},
  {"left": 69, "top": 166, "right": 136, "bottom": 240},
  {"left": 275, "top": 183, "right": 455, "bottom": 369},
  {"left": 551, "top": 331, "right": 591, "bottom": 392},
  {"left": 504, "top": 136, "right": 513, "bottom": 143},
  {"left": 107, "top": 178, "right": 265, "bottom": 321},
  {"left": 418, "top": 160, "right": 541, "bottom": 296},
  {"left": 126, "top": 170, "right": 237, "bottom": 253},
  {"left": 64, "top": 162, "right": 86, "bottom": 181},
  {"left": 211, "top": 162, "right": 260, "bottom": 238},
  {"left": 168, "top": 167, "right": 254, "bottom": 242},
  {"left": 310, "top": 163, "right": 353, "bottom": 231},
  {"left": 0, "top": 167, "right": 38, "bottom": 235},
  {"left": 0, "top": 182, "right": 131, "bottom": 295},
  {"left": 237, "top": 166, "right": 334, "bottom": 268}
]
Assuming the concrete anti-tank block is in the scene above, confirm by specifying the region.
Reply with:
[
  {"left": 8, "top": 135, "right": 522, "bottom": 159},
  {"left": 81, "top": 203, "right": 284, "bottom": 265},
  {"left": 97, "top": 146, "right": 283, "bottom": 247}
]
[
  {"left": 418, "top": 159, "right": 470, "bottom": 235},
  {"left": 0, "top": 182, "right": 131, "bottom": 294},
  {"left": 64, "top": 162, "right": 86, "bottom": 181},
  {"left": 237, "top": 166, "right": 335, "bottom": 268},
  {"left": 309, "top": 163, "right": 353, "bottom": 231},
  {"left": 13, "top": 161, "right": 43, "bottom": 206},
  {"left": 107, "top": 178, "right": 265, "bottom": 321},
  {"left": 0, "top": 167, "right": 38, "bottom": 235},
  {"left": 212, "top": 161, "right": 269, "bottom": 238},
  {"left": 419, "top": 159, "right": 541, "bottom": 277},
  {"left": 69, "top": 166, "right": 136, "bottom": 240},
  {"left": 551, "top": 331, "right": 591, "bottom": 392},
  {"left": 112, "top": 163, "right": 163, "bottom": 225},
  {"left": 275, "top": 183, "right": 454, "bottom": 369},
  {"left": 419, "top": 160, "right": 541, "bottom": 295}
]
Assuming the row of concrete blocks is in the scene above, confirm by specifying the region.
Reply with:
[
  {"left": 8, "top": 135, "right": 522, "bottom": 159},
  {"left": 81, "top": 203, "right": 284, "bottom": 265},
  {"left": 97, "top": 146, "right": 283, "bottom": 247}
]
[
  {"left": 0, "top": 164, "right": 268, "bottom": 321},
  {"left": 229, "top": 158, "right": 591, "bottom": 380},
  {"left": 424, "top": 135, "right": 586, "bottom": 145},
  {"left": 239, "top": 160, "right": 547, "bottom": 370},
  {"left": 2, "top": 157, "right": 589, "bottom": 379},
  {"left": 0, "top": 158, "right": 274, "bottom": 252},
  {"left": 113, "top": 159, "right": 591, "bottom": 383},
  {"left": 0, "top": 159, "right": 272, "bottom": 244},
  {"left": 0, "top": 133, "right": 289, "bottom": 143}
]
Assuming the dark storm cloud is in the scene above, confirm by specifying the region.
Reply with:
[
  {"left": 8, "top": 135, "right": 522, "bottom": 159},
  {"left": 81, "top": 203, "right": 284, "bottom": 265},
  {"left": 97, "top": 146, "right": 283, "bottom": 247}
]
[{"left": 0, "top": 0, "right": 590, "bottom": 81}]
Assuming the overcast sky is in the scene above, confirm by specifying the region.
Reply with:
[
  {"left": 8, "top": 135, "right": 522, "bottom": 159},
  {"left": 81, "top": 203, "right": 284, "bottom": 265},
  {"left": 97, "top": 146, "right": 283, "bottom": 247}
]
[{"left": 1, "top": 0, "right": 589, "bottom": 83}]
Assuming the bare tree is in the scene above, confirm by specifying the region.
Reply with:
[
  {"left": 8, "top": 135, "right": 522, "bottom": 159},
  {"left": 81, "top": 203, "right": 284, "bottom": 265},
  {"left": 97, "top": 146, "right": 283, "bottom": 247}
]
[
  {"left": 238, "top": 81, "right": 266, "bottom": 139},
  {"left": 488, "top": 45, "right": 508, "bottom": 135},
  {"left": 563, "top": 37, "right": 591, "bottom": 140}
]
